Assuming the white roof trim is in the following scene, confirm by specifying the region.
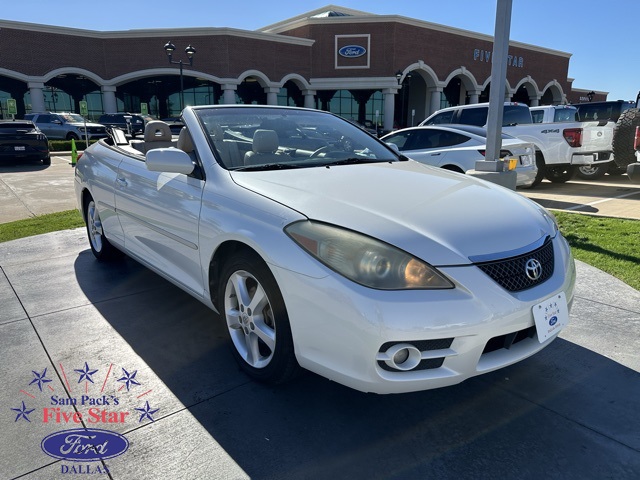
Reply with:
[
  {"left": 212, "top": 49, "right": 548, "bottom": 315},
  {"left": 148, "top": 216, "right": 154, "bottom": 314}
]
[{"left": 0, "top": 20, "right": 314, "bottom": 46}]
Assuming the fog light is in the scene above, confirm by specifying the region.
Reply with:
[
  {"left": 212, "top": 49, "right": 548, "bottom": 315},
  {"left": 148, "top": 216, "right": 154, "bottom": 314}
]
[
  {"left": 384, "top": 343, "right": 421, "bottom": 371},
  {"left": 393, "top": 349, "right": 409, "bottom": 365}
]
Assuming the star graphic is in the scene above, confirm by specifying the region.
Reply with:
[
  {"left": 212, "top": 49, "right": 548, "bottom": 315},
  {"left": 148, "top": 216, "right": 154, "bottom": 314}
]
[
  {"left": 11, "top": 401, "right": 35, "bottom": 422},
  {"left": 29, "top": 368, "right": 52, "bottom": 392},
  {"left": 74, "top": 362, "right": 98, "bottom": 384},
  {"left": 135, "top": 401, "right": 159, "bottom": 423},
  {"left": 117, "top": 368, "right": 141, "bottom": 391}
]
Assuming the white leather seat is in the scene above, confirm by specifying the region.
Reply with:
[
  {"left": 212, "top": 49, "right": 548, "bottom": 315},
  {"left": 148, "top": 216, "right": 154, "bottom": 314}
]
[{"left": 244, "top": 129, "right": 281, "bottom": 165}]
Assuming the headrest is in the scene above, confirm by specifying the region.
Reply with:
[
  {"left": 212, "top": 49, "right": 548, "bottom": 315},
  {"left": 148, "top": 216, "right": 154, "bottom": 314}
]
[
  {"left": 252, "top": 129, "right": 278, "bottom": 153},
  {"left": 144, "top": 121, "right": 172, "bottom": 142},
  {"left": 177, "top": 128, "right": 194, "bottom": 153}
]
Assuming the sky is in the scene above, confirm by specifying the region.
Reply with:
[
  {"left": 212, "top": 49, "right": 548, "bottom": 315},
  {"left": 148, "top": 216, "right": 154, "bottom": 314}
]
[{"left": 2, "top": 0, "right": 637, "bottom": 102}]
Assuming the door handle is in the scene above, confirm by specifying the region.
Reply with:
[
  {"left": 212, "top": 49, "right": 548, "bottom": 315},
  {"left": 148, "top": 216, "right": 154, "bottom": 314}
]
[{"left": 116, "top": 177, "right": 127, "bottom": 187}]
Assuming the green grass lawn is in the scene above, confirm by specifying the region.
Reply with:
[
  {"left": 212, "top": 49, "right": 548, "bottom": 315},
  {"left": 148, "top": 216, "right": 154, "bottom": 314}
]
[
  {"left": 0, "top": 209, "right": 638, "bottom": 290},
  {"left": 554, "top": 211, "right": 640, "bottom": 291}
]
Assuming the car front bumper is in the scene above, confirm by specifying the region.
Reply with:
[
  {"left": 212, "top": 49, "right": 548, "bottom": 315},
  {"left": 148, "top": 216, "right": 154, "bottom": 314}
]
[{"left": 272, "top": 234, "right": 576, "bottom": 394}]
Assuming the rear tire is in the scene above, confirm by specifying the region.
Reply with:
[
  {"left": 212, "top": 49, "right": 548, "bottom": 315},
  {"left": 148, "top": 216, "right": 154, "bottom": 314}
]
[
  {"left": 544, "top": 165, "right": 575, "bottom": 183},
  {"left": 530, "top": 152, "right": 546, "bottom": 187},
  {"left": 612, "top": 108, "right": 640, "bottom": 169},
  {"left": 575, "top": 164, "right": 607, "bottom": 180},
  {"left": 42, "top": 156, "right": 51, "bottom": 166},
  {"left": 84, "top": 195, "right": 119, "bottom": 261}
]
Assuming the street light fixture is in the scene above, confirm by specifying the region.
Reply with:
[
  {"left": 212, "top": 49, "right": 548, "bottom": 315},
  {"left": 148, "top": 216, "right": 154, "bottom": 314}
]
[
  {"left": 587, "top": 91, "right": 595, "bottom": 102},
  {"left": 163, "top": 41, "right": 196, "bottom": 112}
]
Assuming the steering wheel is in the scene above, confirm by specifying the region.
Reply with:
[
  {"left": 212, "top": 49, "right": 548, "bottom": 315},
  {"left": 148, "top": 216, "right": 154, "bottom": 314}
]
[{"left": 310, "top": 146, "right": 333, "bottom": 158}]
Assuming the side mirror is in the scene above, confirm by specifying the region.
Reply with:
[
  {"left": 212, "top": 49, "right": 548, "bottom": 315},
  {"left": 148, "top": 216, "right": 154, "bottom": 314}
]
[
  {"left": 146, "top": 148, "right": 194, "bottom": 175},
  {"left": 386, "top": 142, "right": 400, "bottom": 153}
]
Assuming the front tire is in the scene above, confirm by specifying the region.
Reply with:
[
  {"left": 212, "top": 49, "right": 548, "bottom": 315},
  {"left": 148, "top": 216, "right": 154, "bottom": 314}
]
[
  {"left": 218, "top": 251, "right": 300, "bottom": 385},
  {"left": 66, "top": 132, "right": 80, "bottom": 141},
  {"left": 84, "top": 196, "right": 119, "bottom": 261},
  {"left": 545, "top": 165, "right": 575, "bottom": 183}
]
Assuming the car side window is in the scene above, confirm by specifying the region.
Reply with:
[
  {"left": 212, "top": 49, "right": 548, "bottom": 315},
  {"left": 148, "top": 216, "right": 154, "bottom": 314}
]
[
  {"left": 384, "top": 132, "right": 411, "bottom": 150},
  {"left": 425, "top": 111, "right": 454, "bottom": 125},
  {"left": 411, "top": 130, "right": 440, "bottom": 149},
  {"left": 531, "top": 110, "right": 543, "bottom": 123},
  {"left": 459, "top": 107, "right": 488, "bottom": 126},
  {"left": 435, "top": 131, "right": 469, "bottom": 148},
  {"left": 37, "top": 114, "right": 50, "bottom": 123}
]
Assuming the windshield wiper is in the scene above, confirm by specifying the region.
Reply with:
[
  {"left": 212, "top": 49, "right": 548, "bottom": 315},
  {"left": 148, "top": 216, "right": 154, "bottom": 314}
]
[
  {"left": 233, "top": 163, "right": 305, "bottom": 172},
  {"left": 322, "top": 157, "right": 392, "bottom": 167}
]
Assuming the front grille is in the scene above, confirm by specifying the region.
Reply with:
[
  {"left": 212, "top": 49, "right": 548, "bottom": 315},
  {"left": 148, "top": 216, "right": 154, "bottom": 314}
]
[{"left": 476, "top": 238, "right": 554, "bottom": 292}]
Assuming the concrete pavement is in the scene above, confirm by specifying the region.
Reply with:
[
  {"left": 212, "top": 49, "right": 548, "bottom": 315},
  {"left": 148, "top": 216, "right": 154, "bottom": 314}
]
[
  {"left": 1, "top": 229, "right": 639, "bottom": 479},
  {"left": 1, "top": 155, "right": 639, "bottom": 479}
]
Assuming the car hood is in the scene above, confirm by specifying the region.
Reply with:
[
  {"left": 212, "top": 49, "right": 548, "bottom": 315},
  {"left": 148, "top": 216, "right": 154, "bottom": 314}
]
[{"left": 230, "top": 161, "right": 554, "bottom": 265}]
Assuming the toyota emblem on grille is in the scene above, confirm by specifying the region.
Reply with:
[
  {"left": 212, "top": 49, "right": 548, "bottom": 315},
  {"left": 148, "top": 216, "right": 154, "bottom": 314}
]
[{"left": 525, "top": 258, "right": 543, "bottom": 281}]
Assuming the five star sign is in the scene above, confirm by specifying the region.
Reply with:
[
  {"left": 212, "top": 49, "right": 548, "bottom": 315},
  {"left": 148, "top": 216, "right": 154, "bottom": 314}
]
[
  {"left": 29, "top": 368, "right": 52, "bottom": 392},
  {"left": 11, "top": 401, "right": 35, "bottom": 422},
  {"left": 74, "top": 362, "right": 98, "bottom": 384},
  {"left": 117, "top": 368, "right": 141, "bottom": 391},
  {"left": 135, "top": 401, "right": 159, "bottom": 422}
]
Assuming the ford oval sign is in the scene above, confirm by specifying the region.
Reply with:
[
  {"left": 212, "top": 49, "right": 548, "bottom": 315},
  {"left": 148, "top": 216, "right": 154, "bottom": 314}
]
[
  {"left": 549, "top": 316, "right": 558, "bottom": 326},
  {"left": 339, "top": 45, "right": 366, "bottom": 58},
  {"left": 41, "top": 428, "right": 129, "bottom": 461}
]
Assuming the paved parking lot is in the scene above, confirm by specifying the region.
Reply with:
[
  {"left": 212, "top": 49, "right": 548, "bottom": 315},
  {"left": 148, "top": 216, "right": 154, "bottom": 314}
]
[
  {"left": 1, "top": 157, "right": 639, "bottom": 479},
  {"left": 1, "top": 230, "right": 639, "bottom": 479}
]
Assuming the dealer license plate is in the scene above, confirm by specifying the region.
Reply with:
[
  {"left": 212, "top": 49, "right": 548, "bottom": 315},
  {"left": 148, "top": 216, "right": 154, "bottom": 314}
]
[
  {"left": 533, "top": 292, "right": 569, "bottom": 343},
  {"left": 14, "top": 146, "right": 25, "bottom": 151}
]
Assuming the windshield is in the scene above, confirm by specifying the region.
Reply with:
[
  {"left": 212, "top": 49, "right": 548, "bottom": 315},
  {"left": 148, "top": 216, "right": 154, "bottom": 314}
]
[
  {"left": 60, "top": 113, "right": 87, "bottom": 123},
  {"left": 194, "top": 106, "right": 398, "bottom": 170}
]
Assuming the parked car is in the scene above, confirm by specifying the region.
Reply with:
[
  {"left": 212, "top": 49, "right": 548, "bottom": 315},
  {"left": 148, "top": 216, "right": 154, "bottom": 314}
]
[
  {"left": 421, "top": 102, "right": 616, "bottom": 186},
  {"left": 0, "top": 120, "right": 50, "bottom": 165},
  {"left": 24, "top": 112, "right": 108, "bottom": 141},
  {"left": 381, "top": 124, "right": 537, "bottom": 187},
  {"left": 97, "top": 113, "right": 146, "bottom": 137},
  {"left": 75, "top": 105, "right": 575, "bottom": 394}
]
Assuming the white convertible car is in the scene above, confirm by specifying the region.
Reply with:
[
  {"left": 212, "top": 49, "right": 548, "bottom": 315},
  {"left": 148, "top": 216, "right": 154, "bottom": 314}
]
[{"left": 75, "top": 105, "right": 576, "bottom": 394}]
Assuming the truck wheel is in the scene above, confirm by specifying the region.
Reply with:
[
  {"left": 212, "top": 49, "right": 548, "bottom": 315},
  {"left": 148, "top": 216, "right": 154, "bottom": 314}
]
[
  {"left": 612, "top": 108, "right": 640, "bottom": 169},
  {"left": 545, "top": 166, "right": 575, "bottom": 183},
  {"left": 575, "top": 164, "right": 608, "bottom": 180},
  {"left": 66, "top": 132, "right": 80, "bottom": 141},
  {"left": 530, "top": 152, "right": 545, "bottom": 187}
]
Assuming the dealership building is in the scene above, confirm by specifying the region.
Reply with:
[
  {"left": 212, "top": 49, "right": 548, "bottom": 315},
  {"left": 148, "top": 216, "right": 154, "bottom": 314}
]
[{"left": 0, "top": 5, "right": 605, "bottom": 131}]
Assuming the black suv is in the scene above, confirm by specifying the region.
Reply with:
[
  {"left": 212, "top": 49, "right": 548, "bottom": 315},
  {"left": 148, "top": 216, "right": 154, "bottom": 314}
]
[
  {"left": 98, "top": 113, "right": 147, "bottom": 137},
  {"left": 573, "top": 100, "right": 635, "bottom": 123}
]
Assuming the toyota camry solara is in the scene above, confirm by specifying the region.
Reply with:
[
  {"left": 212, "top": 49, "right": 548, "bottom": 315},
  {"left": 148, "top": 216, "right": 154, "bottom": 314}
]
[{"left": 74, "top": 105, "right": 575, "bottom": 394}]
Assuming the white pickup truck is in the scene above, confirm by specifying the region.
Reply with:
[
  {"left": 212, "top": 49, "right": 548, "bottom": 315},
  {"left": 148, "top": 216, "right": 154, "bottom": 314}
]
[
  {"left": 421, "top": 102, "right": 615, "bottom": 186},
  {"left": 530, "top": 105, "right": 617, "bottom": 180}
]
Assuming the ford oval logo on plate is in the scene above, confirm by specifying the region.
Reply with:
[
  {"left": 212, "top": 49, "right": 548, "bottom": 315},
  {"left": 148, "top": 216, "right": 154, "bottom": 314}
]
[
  {"left": 338, "top": 45, "right": 366, "bottom": 58},
  {"left": 41, "top": 428, "right": 129, "bottom": 461},
  {"left": 548, "top": 316, "right": 558, "bottom": 326}
]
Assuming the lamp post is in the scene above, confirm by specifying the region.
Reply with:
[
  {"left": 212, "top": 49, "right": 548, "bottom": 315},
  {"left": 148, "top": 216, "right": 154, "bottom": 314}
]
[
  {"left": 395, "top": 70, "right": 412, "bottom": 128},
  {"left": 587, "top": 91, "right": 595, "bottom": 102},
  {"left": 163, "top": 41, "right": 196, "bottom": 112}
]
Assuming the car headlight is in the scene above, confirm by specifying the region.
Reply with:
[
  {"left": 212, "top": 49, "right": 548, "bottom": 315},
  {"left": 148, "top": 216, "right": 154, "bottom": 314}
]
[{"left": 285, "top": 221, "right": 454, "bottom": 290}]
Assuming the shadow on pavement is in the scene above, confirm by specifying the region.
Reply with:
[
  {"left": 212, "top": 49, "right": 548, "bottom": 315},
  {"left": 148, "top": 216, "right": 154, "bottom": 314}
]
[{"left": 67, "top": 250, "right": 640, "bottom": 479}]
